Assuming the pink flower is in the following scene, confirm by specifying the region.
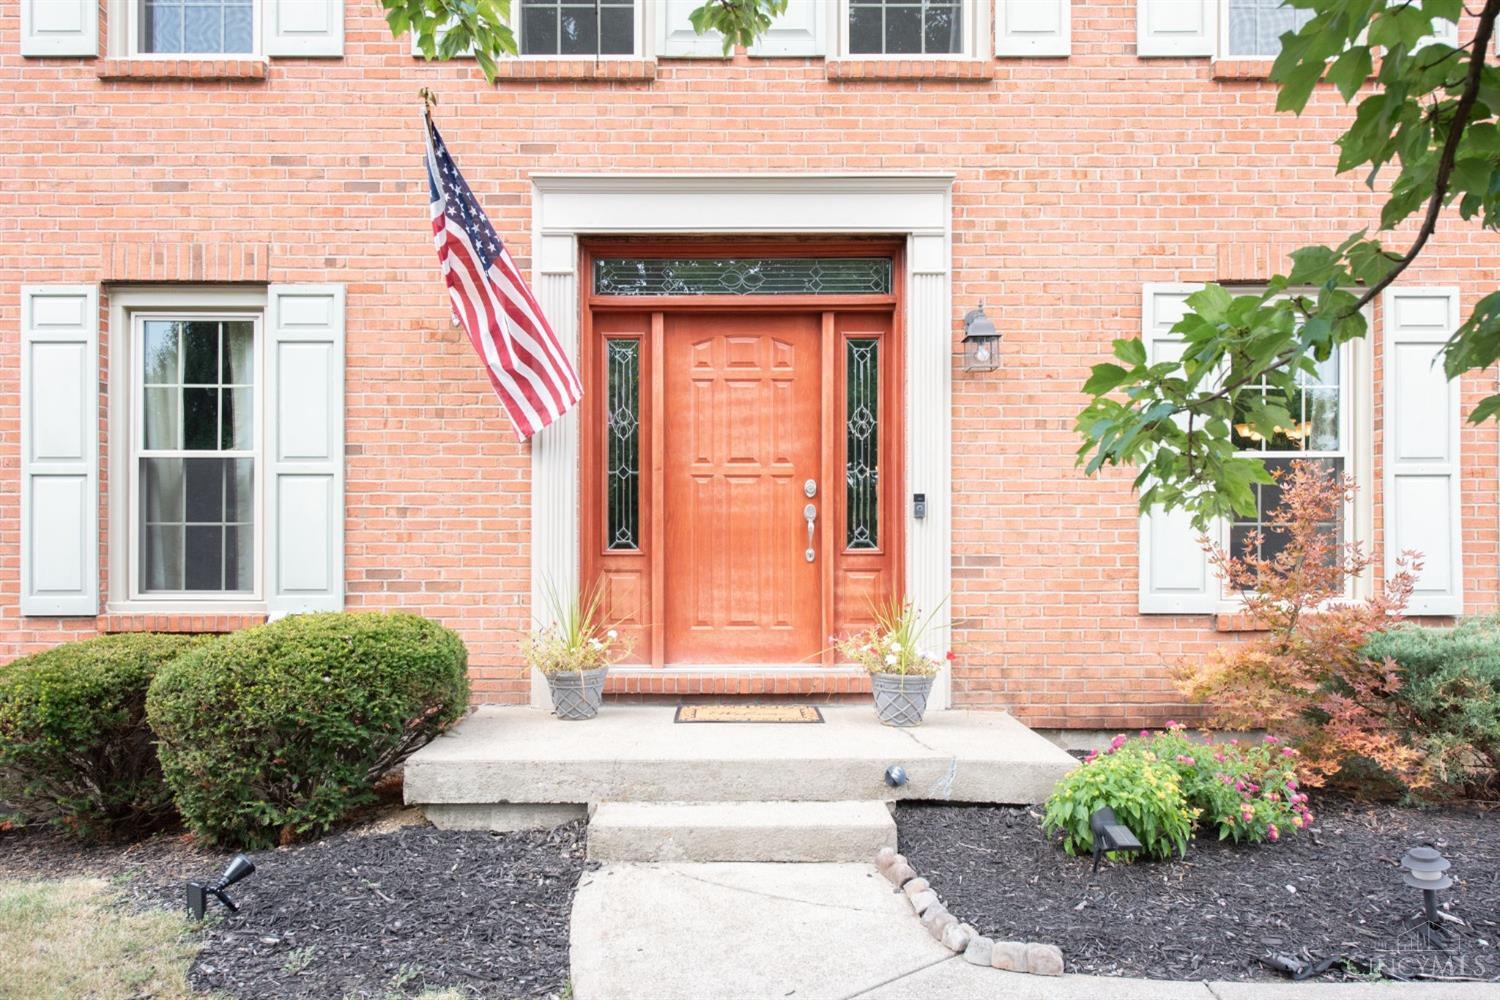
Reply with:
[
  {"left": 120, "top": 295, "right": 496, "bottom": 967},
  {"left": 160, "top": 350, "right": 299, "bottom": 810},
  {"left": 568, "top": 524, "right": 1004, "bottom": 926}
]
[
  {"left": 1176, "top": 755, "right": 1196, "bottom": 767},
  {"left": 1084, "top": 751, "right": 1098, "bottom": 764},
  {"left": 1286, "top": 778, "right": 1298, "bottom": 790},
  {"left": 1235, "top": 780, "right": 1247, "bottom": 792},
  {"left": 1282, "top": 748, "right": 1297, "bottom": 758},
  {"left": 1213, "top": 751, "right": 1226, "bottom": 763},
  {"left": 1268, "top": 824, "right": 1280, "bottom": 842},
  {"left": 1264, "top": 735, "right": 1279, "bottom": 745},
  {"left": 1109, "top": 734, "right": 1128, "bottom": 751},
  {"left": 1291, "top": 815, "right": 1305, "bottom": 828},
  {"left": 1140, "top": 729, "right": 1151, "bottom": 738},
  {"left": 1229, "top": 739, "right": 1240, "bottom": 746}
]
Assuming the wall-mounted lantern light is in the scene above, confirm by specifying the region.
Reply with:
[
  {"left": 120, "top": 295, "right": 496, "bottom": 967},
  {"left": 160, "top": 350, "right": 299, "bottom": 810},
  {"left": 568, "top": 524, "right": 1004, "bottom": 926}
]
[{"left": 962, "top": 306, "right": 1000, "bottom": 372}]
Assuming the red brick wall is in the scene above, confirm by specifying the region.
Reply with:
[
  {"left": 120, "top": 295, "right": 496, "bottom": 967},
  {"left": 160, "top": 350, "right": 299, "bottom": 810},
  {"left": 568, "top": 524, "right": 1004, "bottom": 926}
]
[{"left": 2, "top": 3, "right": 1496, "bottom": 726}]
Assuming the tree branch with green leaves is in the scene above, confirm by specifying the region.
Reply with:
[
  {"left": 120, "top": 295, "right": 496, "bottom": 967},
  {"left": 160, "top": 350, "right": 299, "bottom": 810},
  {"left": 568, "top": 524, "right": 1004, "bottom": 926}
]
[
  {"left": 379, "top": 0, "right": 788, "bottom": 81},
  {"left": 1077, "top": 0, "right": 1500, "bottom": 530}
]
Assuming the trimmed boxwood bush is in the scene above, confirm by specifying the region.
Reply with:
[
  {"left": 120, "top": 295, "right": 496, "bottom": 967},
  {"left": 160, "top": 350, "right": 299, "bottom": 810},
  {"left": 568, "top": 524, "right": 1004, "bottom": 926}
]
[
  {"left": 0, "top": 633, "right": 211, "bottom": 841},
  {"left": 146, "top": 612, "right": 469, "bottom": 848},
  {"left": 1362, "top": 615, "right": 1500, "bottom": 799}
]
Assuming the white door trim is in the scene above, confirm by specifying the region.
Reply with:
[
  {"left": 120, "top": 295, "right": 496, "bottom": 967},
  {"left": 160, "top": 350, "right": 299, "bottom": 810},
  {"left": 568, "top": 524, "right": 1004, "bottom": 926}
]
[{"left": 529, "top": 174, "right": 956, "bottom": 708}]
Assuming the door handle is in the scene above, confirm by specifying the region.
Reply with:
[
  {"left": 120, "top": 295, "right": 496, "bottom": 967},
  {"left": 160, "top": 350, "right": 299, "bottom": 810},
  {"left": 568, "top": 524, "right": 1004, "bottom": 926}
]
[{"left": 804, "top": 503, "right": 817, "bottom": 563}]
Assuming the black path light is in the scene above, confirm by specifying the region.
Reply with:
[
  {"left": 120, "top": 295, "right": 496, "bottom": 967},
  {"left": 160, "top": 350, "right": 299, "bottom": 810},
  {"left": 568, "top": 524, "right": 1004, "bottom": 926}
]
[
  {"left": 1089, "top": 806, "right": 1143, "bottom": 874},
  {"left": 962, "top": 305, "right": 1001, "bottom": 372},
  {"left": 1399, "top": 845, "right": 1455, "bottom": 947},
  {"left": 187, "top": 854, "right": 256, "bottom": 921}
]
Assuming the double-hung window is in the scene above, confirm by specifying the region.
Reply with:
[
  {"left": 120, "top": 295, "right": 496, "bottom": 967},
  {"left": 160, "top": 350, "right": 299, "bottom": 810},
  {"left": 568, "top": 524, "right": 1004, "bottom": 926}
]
[
  {"left": 1229, "top": 344, "right": 1348, "bottom": 565},
  {"left": 1220, "top": 0, "right": 1313, "bottom": 58},
  {"left": 133, "top": 0, "right": 256, "bottom": 54},
  {"left": 847, "top": 0, "right": 968, "bottom": 55},
  {"left": 131, "top": 312, "right": 261, "bottom": 600},
  {"left": 518, "top": 0, "right": 637, "bottom": 55}
]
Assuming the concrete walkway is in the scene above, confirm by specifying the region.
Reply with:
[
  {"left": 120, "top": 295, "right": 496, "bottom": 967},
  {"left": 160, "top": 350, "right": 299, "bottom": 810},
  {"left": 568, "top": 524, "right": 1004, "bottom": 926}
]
[{"left": 569, "top": 862, "right": 1494, "bottom": 1000}]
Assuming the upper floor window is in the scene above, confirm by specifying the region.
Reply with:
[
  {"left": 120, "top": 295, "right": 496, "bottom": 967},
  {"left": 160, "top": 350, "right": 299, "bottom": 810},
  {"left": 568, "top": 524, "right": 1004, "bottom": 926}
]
[
  {"left": 848, "top": 0, "right": 965, "bottom": 55},
  {"left": 138, "top": 0, "right": 254, "bottom": 54},
  {"left": 1222, "top": 0, "right": 1313, "bottom": 58},
  {"left": 519, "top": 0, "right": 636, "bottom": 55}
]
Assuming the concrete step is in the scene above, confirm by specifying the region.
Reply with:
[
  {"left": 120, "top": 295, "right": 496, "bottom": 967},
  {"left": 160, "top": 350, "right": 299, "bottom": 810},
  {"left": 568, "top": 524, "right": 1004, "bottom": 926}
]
[
  {"left": 405, "top": 706, "right": 1077, "bottom": 812},
  {"left": 587, "top": 800, "right": 896, "bottom": 863}
]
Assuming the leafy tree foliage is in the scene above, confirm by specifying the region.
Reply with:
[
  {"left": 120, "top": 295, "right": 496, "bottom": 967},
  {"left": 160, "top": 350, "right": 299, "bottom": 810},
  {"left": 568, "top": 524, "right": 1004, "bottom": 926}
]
[
  {"left": 1078, "top": 0, "right": 1500, "bottom": 526},
  {"left": 380, "top": 0, "right": 788, "bottom": 80}
]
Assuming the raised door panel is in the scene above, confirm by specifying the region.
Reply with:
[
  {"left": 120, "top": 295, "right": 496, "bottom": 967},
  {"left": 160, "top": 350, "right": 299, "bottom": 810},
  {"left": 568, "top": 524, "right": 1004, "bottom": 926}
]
[{"left": 663, "top": 312, "right": 822, "bottom": 663}]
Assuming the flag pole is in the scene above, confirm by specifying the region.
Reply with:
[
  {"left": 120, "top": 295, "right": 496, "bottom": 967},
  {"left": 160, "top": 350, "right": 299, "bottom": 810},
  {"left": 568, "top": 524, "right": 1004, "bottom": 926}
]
[{"left": 419, "top": 87, "right": 438, "bottom": 123}]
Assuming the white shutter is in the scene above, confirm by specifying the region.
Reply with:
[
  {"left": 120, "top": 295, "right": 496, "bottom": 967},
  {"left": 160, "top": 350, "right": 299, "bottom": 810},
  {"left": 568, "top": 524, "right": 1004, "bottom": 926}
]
[
  {"left": 1384, "top": 288, "right": 1462, "bottom": 616},
  {"left": 996, "top": 0, "right": 1071, "bottom": 57},
  {"left": 748, "top": 0, "right": 825, "bottom": 57},
  {"left": 1139, "top": 284, "right": 1218, "bottom": 614},
  {"left": 267, "top": 285, "right": 345, "bottom": 616},
  {"left": 1137, "top": 0, "right": 1215, "bottom": 57},
  {"left": 20, "top": 286, "right": 99, "bottom": 616},
  {"left": 657, "top": 0, "right": 727, "bottom": 57},
  {"left": 20, "top": 0, "right": 97, "bottom": 57},
  {"left": 265, "top": 0, "right": 344, "bottom": 57}
]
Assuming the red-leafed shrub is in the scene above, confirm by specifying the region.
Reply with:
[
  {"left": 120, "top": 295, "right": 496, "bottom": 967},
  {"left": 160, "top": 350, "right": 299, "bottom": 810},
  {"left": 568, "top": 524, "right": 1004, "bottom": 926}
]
[{"left": 1177, "top": 461, "right": 1423, "bottom": 792}]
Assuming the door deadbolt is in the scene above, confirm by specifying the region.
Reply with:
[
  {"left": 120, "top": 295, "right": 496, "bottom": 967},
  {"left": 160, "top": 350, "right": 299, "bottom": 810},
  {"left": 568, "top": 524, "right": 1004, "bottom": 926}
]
[{"left": 803, "top": 479, "right": 817, "bottom": 498}]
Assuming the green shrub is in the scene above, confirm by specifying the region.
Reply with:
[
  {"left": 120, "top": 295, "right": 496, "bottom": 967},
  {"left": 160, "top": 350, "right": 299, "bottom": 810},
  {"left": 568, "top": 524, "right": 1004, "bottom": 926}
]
[
  {"left": 146, "top": 612, "right": 469, "bottom": 848},
  {"left": 1128, "top": 726, "right": 1310, "bottom": 844},
  {"left": 1043, "top": 748, "right": 1196, "bottom": 861},
  {"left": 0, "top": 633, "right": 211, "bottom": 840},
  {"left": 1362, "top": 615, "right": 1500, "bottom": 799}
]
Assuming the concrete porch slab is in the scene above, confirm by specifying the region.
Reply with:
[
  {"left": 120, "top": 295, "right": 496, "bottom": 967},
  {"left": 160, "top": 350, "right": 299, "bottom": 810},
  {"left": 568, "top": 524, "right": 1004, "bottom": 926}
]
[
  {"left": 587, "top": 800, "right": 896, "bottom": 862},
  {"left": 404, "top": 705, "right": 1076, "bottom": 807}
]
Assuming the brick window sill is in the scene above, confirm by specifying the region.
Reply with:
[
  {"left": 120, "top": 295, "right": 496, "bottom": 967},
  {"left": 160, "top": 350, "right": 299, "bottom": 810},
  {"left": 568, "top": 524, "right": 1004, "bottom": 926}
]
[
  {"left": 826, "top": 59, "right": 994, "bottom": 82},
  {"left": 97, "top": 58, "right": 268, "bottom": 81},
  {"left": 491, "top": 59, "right": 656, "bottom": 82},
  {"left": 99, "top": 613, "right": 266, "bottom": 634},
  {"left": 1211, "top": 59, "right": 1275, "bottom": 81}
]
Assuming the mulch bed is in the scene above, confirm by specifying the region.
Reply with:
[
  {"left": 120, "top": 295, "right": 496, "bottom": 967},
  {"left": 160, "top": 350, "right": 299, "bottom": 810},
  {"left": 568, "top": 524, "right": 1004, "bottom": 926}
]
[
  {"left": 896, "top": 800, "right": 1500, "bottom": 983},
  {"left": 1, "top": 819, "right": 591, "bottom": 999}
]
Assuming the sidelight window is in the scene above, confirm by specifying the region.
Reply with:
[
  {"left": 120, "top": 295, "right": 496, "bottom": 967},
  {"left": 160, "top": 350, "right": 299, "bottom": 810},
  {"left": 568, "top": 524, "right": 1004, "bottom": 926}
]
[
  {"left": 845, "top": 338, "right": 880, "bottom": 550},
  {"left": 605, "top": 338, "right": 641, "bottom": 550}
]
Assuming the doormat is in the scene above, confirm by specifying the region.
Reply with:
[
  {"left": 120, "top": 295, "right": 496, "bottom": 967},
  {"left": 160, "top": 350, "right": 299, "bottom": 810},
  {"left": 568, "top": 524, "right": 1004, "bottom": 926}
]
[{"left": 674, "top": 704, "right": 824, "bottom": 724}]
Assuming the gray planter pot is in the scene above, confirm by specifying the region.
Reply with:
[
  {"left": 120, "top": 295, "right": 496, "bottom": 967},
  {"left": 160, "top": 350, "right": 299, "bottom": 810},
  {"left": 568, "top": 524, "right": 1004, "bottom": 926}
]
[
  {"left": 871, "top": 672, "right": 934, "bottom": 728},
  {"left": 547, "top": 666, "right": 609, "bottom": 721}
]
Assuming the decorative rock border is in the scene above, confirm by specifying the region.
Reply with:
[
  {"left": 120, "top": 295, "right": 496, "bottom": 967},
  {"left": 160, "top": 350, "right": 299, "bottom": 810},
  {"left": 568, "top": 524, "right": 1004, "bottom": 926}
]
[{"left": 876, "top": 846, "right": 1064, "bottom": 977}]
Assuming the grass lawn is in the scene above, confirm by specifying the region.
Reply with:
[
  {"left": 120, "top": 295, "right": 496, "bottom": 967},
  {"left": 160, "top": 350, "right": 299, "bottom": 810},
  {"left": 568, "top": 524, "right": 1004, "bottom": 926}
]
[{"left": 0, "top": 876, "right": 199, "bottom": 999}]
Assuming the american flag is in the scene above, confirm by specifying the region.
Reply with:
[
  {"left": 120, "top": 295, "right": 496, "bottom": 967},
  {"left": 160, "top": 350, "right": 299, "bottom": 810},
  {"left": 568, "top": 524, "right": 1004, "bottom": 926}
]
[{"left": 424, "top": 116, "right": 582, "bottom": 440}]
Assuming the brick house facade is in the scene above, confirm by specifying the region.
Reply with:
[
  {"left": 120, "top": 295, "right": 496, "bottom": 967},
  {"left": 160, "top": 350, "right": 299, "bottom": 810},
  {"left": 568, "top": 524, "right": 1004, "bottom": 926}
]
[{"left": 5, "top": 0, "right": 1497, "bottom": 729}]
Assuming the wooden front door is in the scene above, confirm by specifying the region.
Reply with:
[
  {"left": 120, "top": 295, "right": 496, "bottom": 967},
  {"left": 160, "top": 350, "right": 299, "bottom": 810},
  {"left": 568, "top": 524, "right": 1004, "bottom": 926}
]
[
  {"left": 580, "top": 243, "right": 904, "bottom": 671},
  {"left": 662, "top": 312, "right": 823, "bottom": 663}
]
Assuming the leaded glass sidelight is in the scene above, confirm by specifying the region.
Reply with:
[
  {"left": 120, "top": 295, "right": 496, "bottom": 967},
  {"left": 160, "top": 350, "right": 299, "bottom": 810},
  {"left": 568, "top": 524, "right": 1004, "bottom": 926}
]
[
  {"left": 594, "top": 258, "right": 892, "bottom": 297},
  {"left": 605, "top": 340, "right": 641, "bottom": 550},
  {"left": 846, "top": 339, "right": 880, "bottom": 550}
]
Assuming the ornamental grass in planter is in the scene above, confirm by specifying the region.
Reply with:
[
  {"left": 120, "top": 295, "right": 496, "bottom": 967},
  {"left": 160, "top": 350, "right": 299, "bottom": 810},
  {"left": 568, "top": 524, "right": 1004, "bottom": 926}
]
[
  {"left": 525, "top": 587, "right": 627, "bottom": 721},
  {"left": 836, "top": 599, "right": 949, "bottom": 727}
]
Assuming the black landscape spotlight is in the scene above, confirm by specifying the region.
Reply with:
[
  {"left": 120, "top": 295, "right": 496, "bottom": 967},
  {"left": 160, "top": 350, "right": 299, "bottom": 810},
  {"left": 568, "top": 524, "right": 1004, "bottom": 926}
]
[
  {"left": 884, "top": 765, "right": 908, "bottom": 788},
  {"left": 187, "top": 854, "right": 256, "bottom": 921},
  {"left": 1399, "top": 845, "right": 1454, "bottom": 947},
  {"left": 1090, "top": 806, "right": 1143, "bottom": 874}
]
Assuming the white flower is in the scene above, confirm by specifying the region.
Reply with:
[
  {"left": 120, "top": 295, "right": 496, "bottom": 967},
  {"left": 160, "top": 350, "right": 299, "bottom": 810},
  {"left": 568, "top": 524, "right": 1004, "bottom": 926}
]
[
  {"left": 606, "top": 629, "right": 618, "bottom": 640},
  {"left": 588, "top": 638, "right": 604, "bottom": 649},
  {"left": 884, "top": 653, "right": 898, "bottom": 666}
]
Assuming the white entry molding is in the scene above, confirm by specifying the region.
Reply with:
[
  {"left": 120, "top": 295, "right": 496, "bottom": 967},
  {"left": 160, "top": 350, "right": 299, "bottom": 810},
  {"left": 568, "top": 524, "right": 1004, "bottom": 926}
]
[{"left": 529, "top": 175, "right": 956, "bottom": 707}]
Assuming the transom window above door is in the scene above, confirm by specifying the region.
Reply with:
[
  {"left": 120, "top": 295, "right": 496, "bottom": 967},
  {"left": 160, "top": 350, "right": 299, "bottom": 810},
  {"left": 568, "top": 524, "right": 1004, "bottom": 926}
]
[
  {"left": 137, "top": 0, "right": 254, "bottom": 54},
  {"left": 519, "top": 0, "right": 636, "bottom": 55},
  {"left": 593, "top": 257, "right": 893, "bottom": 296},
  {"left": 848, "top": 0, "right": 967, "bottom": 55}
]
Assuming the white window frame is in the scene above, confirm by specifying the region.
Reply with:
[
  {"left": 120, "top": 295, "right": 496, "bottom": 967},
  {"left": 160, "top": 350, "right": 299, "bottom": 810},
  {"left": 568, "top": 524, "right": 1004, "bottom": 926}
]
[
  {"left": 837, "top": 0, "right": 989, "bottom": 59},
  {"left": 108, "top": 0, "right": 264, "bottom": 59},
  {"left": 1212, "top": 292, "right": 1373, "bottom": 609},
  {"left": 1216, "top": 0, "right": 1312, "bottom": 61},
  {"left": 515, "top": 0, "right": 646, "bottom": 58},
  {"left": 108, "top": 287, "right": 269, "bottom": 614},
  {"left": 415, "top": 0, "right": 648, "bottom": 60}
]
